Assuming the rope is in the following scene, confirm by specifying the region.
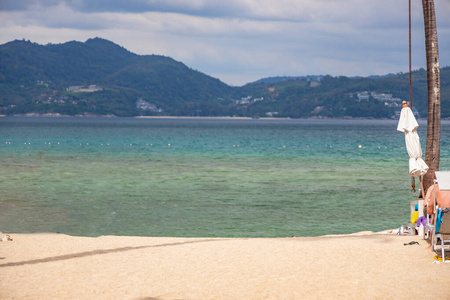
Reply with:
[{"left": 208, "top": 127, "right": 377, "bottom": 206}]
[
  {"left": 409, "top": 0, "right": 416, "bottom": 194},
  {"left": 409, "top": 0, "right": 412, "bottom": 109}
]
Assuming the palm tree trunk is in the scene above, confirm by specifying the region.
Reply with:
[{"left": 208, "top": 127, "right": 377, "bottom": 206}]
[{"left": 422, "top": 0, "right": 441, "bottom": 193}]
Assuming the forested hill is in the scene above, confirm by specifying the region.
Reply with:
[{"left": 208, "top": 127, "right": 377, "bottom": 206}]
[
  {"left": 0, "top": 38, "right": 232, "bottom": 116},
  {"left": 1, "top": 38, "right": 449, "bottom": 118}
]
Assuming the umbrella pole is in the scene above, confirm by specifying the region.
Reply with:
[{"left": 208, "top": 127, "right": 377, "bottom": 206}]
[{"left": 419, "top": 176, "right": 425, "bottom": 198}]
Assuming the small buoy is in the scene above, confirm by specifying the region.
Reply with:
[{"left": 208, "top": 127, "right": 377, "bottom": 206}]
[{"left": 358, "top": 145, "right": 362, "bottom": 149}]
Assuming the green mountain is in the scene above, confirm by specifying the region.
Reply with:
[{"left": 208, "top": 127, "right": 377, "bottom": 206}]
[
  {"left": 0, "top": 38, "right": 233, "bottom": 116},
  {"left": 1, "top": 38, "right": 449, "bottom": 118},
  {"left": 234, "top": 67, "right": 450, "bottom": 119}
]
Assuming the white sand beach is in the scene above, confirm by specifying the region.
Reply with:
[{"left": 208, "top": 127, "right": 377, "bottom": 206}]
[{"left": 0, "top": 232, "right": 448, "bottom": 300}]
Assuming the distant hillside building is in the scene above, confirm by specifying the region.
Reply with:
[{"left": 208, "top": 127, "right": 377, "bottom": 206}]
[
  {"left": 310, "top": 81, "right": 321, "bottom": 88},
  {"left": 67, "top": 85, "right": 102, "bottom": 92},
  {"left": 136, "top": 98, "right": 163, "bottom": 113},
  {"left": 356, "top": 92, "right": 370, "bottom": 102}
]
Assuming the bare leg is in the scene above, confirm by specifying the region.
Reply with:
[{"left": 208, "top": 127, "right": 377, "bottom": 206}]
[
  {"left": 427, "top": 215, "right": 435, "bottom": 250},
  {"left": 427, "top": 231, "right": 432, "bottom": 250}
]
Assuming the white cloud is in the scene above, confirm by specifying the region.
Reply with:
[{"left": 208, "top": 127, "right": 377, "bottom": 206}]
[{"left": 1, "top": 0, "right": 450, "bottom": 86}]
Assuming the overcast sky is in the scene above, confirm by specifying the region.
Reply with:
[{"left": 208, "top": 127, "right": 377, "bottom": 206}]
[{"left": 1, "top": 0, "right": 449, "bottom": 86}]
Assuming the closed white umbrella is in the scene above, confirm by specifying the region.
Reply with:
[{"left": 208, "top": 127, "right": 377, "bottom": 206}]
[{"left": 397, "top": 101, "right": 428, "bottom": 177}]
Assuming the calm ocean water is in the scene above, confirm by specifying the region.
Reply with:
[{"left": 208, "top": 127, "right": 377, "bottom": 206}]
[{"left": 1, "top": 117, "right": 449, "bottom": 237}]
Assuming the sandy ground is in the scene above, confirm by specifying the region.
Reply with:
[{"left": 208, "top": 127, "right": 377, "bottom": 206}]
[{"left": 0, "top": 232, "right": 449, "bottom": 300}]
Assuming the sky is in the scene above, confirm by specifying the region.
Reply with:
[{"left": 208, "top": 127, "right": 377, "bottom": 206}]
[{"left": 1, "top": 0, "right": 450, "bottom": 86}]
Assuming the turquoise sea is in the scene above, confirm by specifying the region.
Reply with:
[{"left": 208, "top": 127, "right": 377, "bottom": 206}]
[{"left": 1, "top": 117, "right": 449, "bottom": 238}]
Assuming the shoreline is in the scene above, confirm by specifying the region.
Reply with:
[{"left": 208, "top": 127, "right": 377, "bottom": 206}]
[
  {"left": 1, "top": 231, "right": 447, "bottom": 299},
  {"left": 1, "top": 114, "right": 401, "bottom": 121},
  {"left": 7, "top": 114, "right": 450, "bottom": 121}
]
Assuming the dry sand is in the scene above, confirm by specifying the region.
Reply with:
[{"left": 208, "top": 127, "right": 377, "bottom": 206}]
[{"left": 0, "top": 232, "right": 449, "bottom": 300}]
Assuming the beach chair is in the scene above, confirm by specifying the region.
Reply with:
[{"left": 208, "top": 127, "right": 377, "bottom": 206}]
[
  {"left": 432, "top": 209, "right": 450, "bottom": 262},
  {"left": 430, "top": 171, "right": 450, "bottom": 263}
]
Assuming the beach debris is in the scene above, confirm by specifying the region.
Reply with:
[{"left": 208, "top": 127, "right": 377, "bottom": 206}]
[
  {"left": 433, "top": 255, "right": 450, "bottom": 262},
  {"left": 433, "top": 255, "right": 450, "bottom": 264},
  {"left": 397, "top": 225, "right": 416, "bottom": 235},
  {"left": 403, "top": 241, "right": 419, "bottom": 246},
  {"left": 1, "top": 235, "right": 13, "bottom": 242}
]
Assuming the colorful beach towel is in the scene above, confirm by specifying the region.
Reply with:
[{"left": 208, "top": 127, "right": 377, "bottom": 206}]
[
  {"left": 435, "top": 208, "right": 450, "bottom": 233},
  {"left": 416, "top": 216, "right": 427, "bottom": 227}
]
